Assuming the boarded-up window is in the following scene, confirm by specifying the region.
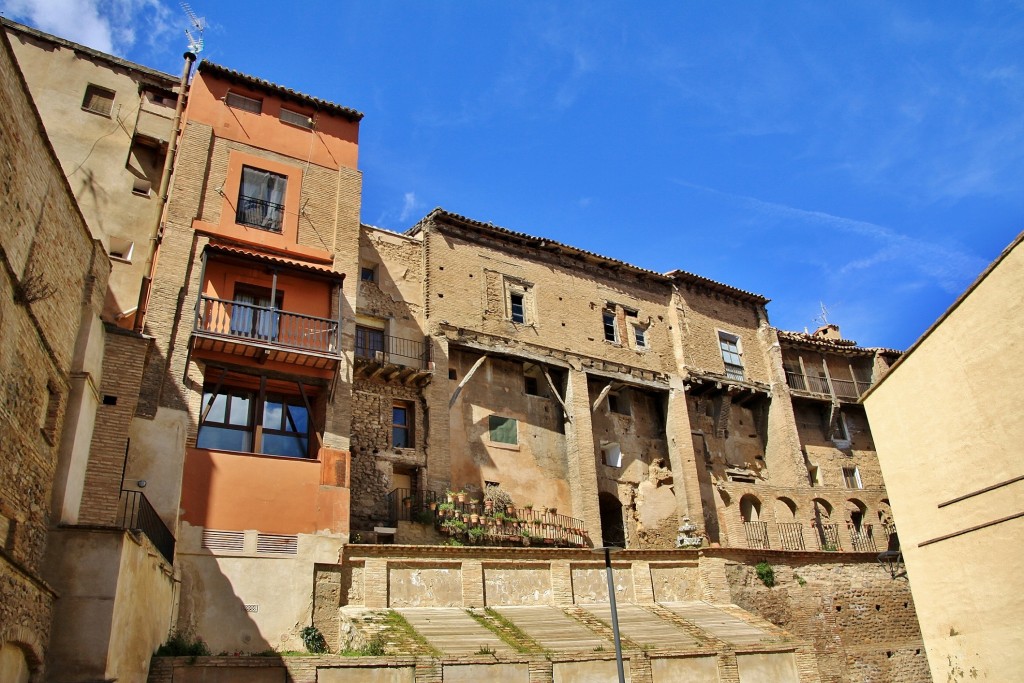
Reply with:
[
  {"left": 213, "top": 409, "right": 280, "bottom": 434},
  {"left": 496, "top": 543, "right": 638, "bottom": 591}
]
[{"left": 488, "top": 415, "right": 518, "bottom": 445}]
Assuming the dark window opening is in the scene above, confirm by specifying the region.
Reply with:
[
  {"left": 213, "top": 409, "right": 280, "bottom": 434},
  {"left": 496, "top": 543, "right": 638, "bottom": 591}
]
[
  {"left": 393, "top": 401, "right": 413, "bottom": 448},
  {"left": 237, "top": 166, "right": 286, "bottom": 232},
  {"left": 603, "top": 310, "right": 618, "bottom": 342},
  {"left": 510, "top": 293, "right": 525, "bottom": 323}
]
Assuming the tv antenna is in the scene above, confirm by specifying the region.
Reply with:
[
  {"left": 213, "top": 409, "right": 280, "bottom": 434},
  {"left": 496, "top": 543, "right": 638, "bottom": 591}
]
[
  {"left": 181, "top": 2, "right": 205, "bottom": 54},
  {"left": 813, "top": 301, "right": 832, "bottom": 326}
]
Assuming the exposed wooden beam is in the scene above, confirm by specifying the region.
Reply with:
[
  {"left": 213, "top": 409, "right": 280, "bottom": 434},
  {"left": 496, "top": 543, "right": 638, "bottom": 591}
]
[
  {"left": 541, "top": 366, "right": 572, "bottom": 423},
  {"left": 591, "top": 382, "right": 614, "bottom": 413},
  {"left": 449, "top": 354, "right": 489, "bottom": 408}
]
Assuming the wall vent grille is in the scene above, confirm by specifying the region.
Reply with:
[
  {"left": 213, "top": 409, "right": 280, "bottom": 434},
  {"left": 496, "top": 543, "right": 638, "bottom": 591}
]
[
  {"left": 256, "top": 533, "right": 298, "bottom": 555},
  {"left": 244, "top": 604, "right": 259, "bottom": 613},
  {"left": 201, "top": 529, "right": 244, "bottom": 553}
]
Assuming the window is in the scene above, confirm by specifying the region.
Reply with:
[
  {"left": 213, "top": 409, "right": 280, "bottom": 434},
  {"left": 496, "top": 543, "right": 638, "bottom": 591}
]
[
  {"left": 602, "top": 442, "right": 622, "bottom": 467},
  {"left": 524, "top": 375, "right": 540, "bottom": 396},
  {"left": 392, "top": 401, "right": 413, "bottom": 448},
  {"left": 488, "top": 415, "right": 518, "bottom": 445},
  {"left": 280, "top": 107, "right": 313, "bottom": 129},
  {"left": 82, "top": 84, "right": 115, "bottom": 116},
  {"left": 355, "top": 325, "right": 386, "bottom": 360},
  {"left": 718, "top": 332, "right": 744, "bottom": 380},
  {"left": 510, "top": 292, "right": 525, "bottom": 323},
  {"left": 360, "top": 266, "right": 377, "bottom": 283},
  {"left": 226, "top": 91, "right": 262, "bottom": 114},
  {"left": 633, "top": 324, "right": 647, "bottom": 349},
  {"left": 197, "top": 384, "right": 311, "bottom": 458},
  {"left": 108, "top": 237, "right": 134, "bottom": 262},
  {"left": 808, "top": 464, "right": 822, "bottom": 487},
  {"left": 843, "top": 466, "right": 863, "bottom": 489},
  {"left": 607, "top": 390, "right": 631, "bottom": 416},
  {"left": 831, "top": 413, "right": 851, "bottom": 443},
  {"left": 603, "top": 309, "right": 618, "bottom": 342},
  {"left": 236, "top": 166, "right": 286, "bottom": 232},
  {"left": 131, "top": 177, "right": 152, "bottom": 197},
  {"left": 229, "top": 285, "right": 282, "bottom": 341}
]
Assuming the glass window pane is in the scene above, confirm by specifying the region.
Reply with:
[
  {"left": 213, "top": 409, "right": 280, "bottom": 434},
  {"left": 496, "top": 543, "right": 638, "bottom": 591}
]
[
  {"left": 393, "top": 426, "right": 409, "bottom": 448},
  {"left": 287, "top": 404, "right": 308, "bottom": 434},
  {"left": 489, "top": 415, "right": 518, "bottom": 445},
  {"left": 261, "top": 433, "right": 308, "bottom": 458},
  {"left": 203, "top": 392, "right": 226, "bottom": 423},
  {"left": 197, "top": 426, "right": 251, "bottom": 452},
  {"left": 228, "top": 395, "right": 251, "bottom": 426},
  {"left": 393, "top": 407, "right": 408, "bottom": 427},
  {"left": 263, "top": 400, "right": 283, "bottom": 430}
]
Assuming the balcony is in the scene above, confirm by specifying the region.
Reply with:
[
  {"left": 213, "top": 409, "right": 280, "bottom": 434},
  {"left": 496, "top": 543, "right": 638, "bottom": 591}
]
[
  {"left": 785, "top": 371, "right": 872, "bottom": 400},
  {"left": 353, "top": 333, "right": 432, "bottom": 386},
  {"left": 735, "top": 520, "right": 884, "bottom": 553},
  {"left": 236, "top": 195, "right": 284, "bottom": 232},
  {"left": 116, "top": 489, "right": 175, "bottom": 563},
  {"left": 193, "top": 295, "right": 341, "bottom": 370}
]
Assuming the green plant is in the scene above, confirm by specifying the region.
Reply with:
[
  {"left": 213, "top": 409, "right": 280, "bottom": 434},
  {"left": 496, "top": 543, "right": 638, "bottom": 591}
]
[
  {"left": 476, "top": 644, "right": 496, "bottom": 655},
  {"left": 468, "top": 526, "right": 486, "bottom": 542},
  {"left": 442, "top": 518, "right": 467, "bottom": 534},
  {"left": 484, "top": 483, "right": 514, "bottom": 511},
  {"left": 443, "top": 537, "right": 464, "bottom": 546},
  {"left": 755, "top": 561, "right": 775, "bottom": 588},
  {"left": 413, "top": 509, "right": 435, "bottom": 525},
  {"left": 794, "top": 573, "right": 807, "bottom": 586},
  {"left": 593, "top": 645, "right": 605, "bottom": 652},
  {"left": 362, "top": 633, "right": 387, "bottom": 656},
  {"left": 300, "top": 625, "right": 328, "bottom": 654},
  {"left": 156, "top": 629, "right": 211, "bottom": 657}
]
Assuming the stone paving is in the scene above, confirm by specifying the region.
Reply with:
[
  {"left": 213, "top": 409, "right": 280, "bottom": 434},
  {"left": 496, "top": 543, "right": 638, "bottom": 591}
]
[
  {"left": 397, "top": 607, "right": 515, "bottom": 656},
  {"left": 659, "top": 601, "right": 769, "bottom": 646}
]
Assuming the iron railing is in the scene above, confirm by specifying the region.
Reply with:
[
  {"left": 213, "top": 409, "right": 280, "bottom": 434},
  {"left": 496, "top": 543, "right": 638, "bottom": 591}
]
[
  {"left": 195, "top": 295, "right": 340, "bottom": 355},
  {"left": 743, "top": 521, "right": 770, "bottom": 549},
  {"left": 815, "top": 523, "right": 843, "bottom": 551},
  {"left": 785, "top": 371, "right": 871, "bottom": 400},
  {"left": 355, "top": 333, "right": 431, "bottom": 370},
  {"left": 778, "top": 522, "right": 806, "bottom": 550},
  {"left": 850, "top": 524, "right": 877, "bottom": 552},
  {"left": 236, "top": 195, "right": 284, "bottom": 232},
  {"left": 117, "top": 490, "right": 175, "bottom": 563},
  {"left": 386, "top": 488, "right": 440, "bottom": 525}
]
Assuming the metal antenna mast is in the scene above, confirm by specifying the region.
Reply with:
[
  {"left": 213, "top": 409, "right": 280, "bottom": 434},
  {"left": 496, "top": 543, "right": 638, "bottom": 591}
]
[{"left": 181, "top": 2, "right": 205, "bottom": 55}]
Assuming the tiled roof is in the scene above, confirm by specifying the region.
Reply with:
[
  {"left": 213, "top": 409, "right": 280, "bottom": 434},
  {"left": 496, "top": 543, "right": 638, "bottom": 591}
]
[
  {"left": 777, "top": 329, "right": 901, "bottom": 355},
  {"left": 205, "top": 243, "right": 344, "bottom": 280},
  {"left": 409, "top": 208, "right": 769, "bottom": 305},
  {"left": 197, "top": 61, "right": 363, "bottom": 122}
]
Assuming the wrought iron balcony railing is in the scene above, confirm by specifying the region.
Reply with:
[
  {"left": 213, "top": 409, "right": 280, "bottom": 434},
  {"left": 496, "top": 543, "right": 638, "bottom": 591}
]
[
  {"left": 743, "top": 520, "right": 770, "bottom": 549},
  {"left": 236, "top": 195, "right": 284, "bottom": 232},
  {"left": 778, "top": 522, "right": 806, "bottom": 550},
  {"left": 117, "top": 489, "right": 175, "bottom": 563},
  {"left": 355, "top": 333, "right": 431, "bottom": 370},
  {"left": 195, "top": 295, "right": 340, "bottom": 356}
]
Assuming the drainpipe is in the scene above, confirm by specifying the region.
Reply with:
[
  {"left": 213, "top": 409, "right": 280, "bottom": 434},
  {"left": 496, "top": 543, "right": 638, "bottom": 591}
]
[{"left": 134, "top": 51, "right": 197, "bottom": 333}]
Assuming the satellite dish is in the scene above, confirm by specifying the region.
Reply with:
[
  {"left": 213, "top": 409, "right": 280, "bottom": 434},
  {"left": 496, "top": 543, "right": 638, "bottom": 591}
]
[{"left": 181, "top": 2, "right": 205, "bottom": 54}]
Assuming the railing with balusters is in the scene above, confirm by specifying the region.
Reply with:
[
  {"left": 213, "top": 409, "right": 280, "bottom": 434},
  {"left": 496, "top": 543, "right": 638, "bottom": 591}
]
[
  {"left": 778, "top": 522, "right": 806, "bottom": 550},
  {"left": 194, "top": 295, "right": 340, "bottom": 355},
  {"left": 356, "top": 334, "right": 430, "bottom": 370}
]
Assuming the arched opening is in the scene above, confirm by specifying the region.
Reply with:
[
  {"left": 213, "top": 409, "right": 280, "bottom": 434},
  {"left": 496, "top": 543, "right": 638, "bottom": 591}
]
[
  {"left": 0, "top": 642, "right": 33, "bottom": 683},
  {"left": 812, "top": 498, "right": 839, "bottom": 550},
  {"left": 739, "top": 494, "right": 762, "bottom": 522},
  {"left": 598, "top": 492, "right": 626, "bottom": 548},
  {"left": 846, "top": 499, "right": 868, "bottom": 532},
  {"left": 775, "top": 497, "right": 798, "bottom": 521},
  {"left": 878, "top": 499, "right": 893, "bottom": 527}
]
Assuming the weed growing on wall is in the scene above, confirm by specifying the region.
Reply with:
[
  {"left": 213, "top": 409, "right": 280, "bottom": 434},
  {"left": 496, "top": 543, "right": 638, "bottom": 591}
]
[{"left": 755, "top": 561, "right": 776, "bottom": 588}]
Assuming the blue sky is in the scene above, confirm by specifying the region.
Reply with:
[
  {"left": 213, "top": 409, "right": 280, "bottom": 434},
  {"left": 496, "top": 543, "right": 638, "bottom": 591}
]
[{"left": 4, "top": 1, "right": 1022, "bottom": 350}]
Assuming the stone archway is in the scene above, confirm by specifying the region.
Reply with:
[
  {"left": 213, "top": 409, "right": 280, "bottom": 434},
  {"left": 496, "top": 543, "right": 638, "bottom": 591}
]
[
  {"left": 739, "top": 494, "right": 762, "bottom": 522},
  {"left": 0, "top": 625, "right": 44, "bottom": 683}
]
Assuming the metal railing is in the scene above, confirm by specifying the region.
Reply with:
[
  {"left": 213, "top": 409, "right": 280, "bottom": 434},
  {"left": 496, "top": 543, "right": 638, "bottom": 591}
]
[
  {"left": 850, "top": 524, "right": 877, "bottom": 552},
  {"left": 355, "top": 334, "right": 431, "bottom": 370},
  {"left": 778, "top": 522, "right": 806, "bottom": 550},
  {"left": 814, "top": 523, "right": 843, "bottom": 551},
  {"left": 743, "top": 521, "right": 770, "bottom": 549},
  {"left": 195, "top": 295, "right": 339, "bottom": 355},
  {"left": 386, "top": 488, "right": 440, "bottom": 525},
  {"left": 117, "top": 490, "right": 175, "bottom": 563},
  {"left": 236, "top": 195, "right": 284, "bottom": 232},
  {"left": 785, "top": 371, "right": 871, "bottom": 400}
]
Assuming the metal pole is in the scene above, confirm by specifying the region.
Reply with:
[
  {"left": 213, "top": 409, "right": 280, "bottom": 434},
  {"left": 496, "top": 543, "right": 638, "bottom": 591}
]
[{"left": 603, "top": 547, "right": 626, "bottom": 683}]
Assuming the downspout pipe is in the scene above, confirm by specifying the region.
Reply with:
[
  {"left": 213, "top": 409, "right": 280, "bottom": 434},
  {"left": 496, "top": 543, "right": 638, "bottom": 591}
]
[{"left": 134, "top": 51, "right": 196, "bottom": 333}]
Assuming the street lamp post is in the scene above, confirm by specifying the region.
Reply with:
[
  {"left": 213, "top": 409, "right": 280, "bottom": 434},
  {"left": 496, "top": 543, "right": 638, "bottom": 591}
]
[{"left": 591, "top": 546, "right": 625, "bottom": 683}]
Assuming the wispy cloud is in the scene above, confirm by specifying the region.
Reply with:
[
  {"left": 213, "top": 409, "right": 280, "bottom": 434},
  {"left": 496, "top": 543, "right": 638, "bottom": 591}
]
[
  {"left": 398, "top": 191, "right": 418, "bottom": 222},
  {"left": 2, "top": 0, "right": 175, "bottom": 56},
  {"left": 674, "top": 180, "right": 988, "bottom": 295}
]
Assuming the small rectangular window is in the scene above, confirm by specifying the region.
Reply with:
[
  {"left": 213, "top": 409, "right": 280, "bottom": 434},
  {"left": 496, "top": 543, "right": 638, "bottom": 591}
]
[
  {"left": 843, "top": 466, "right": 863, "bottom": 489},
  {"left": 280, "top": 107, "right": 313, "bottom": 129},
  {"left": 488, "top": 415, "right": 518, "bottom": 445},
  {"left": 603, "top": 309, "right": 618, "bottom": 342},
  {"left": 392, "top": 401, "right": 413, "bottom": 448},
  {"left": 225, "top": 91, "right": 262, "bottom": 114},
  {"left": 718, "top": 332, "right": 744, "bottom": 380},
  {"left": 108, "top": 237, "right": 134, "bottom": 262},
  {"left": 602, "top": 443, "right": 622, "bottom": 467},
  {"left": 131, "top": 177, "right": 152, "bottom": 197},
  {"left": 510, "top": 292, "right": 525, "bottom": 323},
  {"left": 524, "top": 376, "right": 540, "bottom": 396},
  {"left": 82, "top": 84, "right": 115, "bottom": 116},
  {"left": 360, "top": 266, "right": 377, "bottom": 282},
  {"left": 633, "top": 324, "right": 647, "bottom": 348}
]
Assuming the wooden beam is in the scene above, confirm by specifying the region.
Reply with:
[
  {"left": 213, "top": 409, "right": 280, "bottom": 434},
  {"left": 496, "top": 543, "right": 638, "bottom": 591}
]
[
  {"left": 449, "top": 354, "right": 488, "bottom": 408},
  {"left": 296, "top": 381, "right": 324, "bottom": 449},
  {"left": 591, "top": 382, "right": 614, "bottom": 413},
  {"left": 540, "top": 366, "right": 572, "bottom": 423}
]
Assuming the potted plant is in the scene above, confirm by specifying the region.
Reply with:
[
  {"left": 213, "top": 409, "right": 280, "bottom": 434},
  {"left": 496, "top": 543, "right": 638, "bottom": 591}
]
[{"left": 456, "top": 490, "right": 468, "bottom": 504}]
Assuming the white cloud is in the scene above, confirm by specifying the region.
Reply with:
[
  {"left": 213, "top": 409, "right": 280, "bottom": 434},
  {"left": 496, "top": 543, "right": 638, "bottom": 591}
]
[
  {"left": 398, "top": 191, "right": 417, "bottom": 222},
  {"left": 2, "top": 0, "right": 175, "bottom": 56}
]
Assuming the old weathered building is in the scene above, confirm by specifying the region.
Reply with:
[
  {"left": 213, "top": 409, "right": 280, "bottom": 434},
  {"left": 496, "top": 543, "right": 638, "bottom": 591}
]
[{"left": 0, "top": 17, "right": 936, "bottom": 682}]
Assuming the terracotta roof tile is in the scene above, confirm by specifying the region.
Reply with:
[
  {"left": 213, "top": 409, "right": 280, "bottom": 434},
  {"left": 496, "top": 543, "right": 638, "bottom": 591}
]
[
  {"left": 197, "top": 61, "right": 363, "bottom": 122},
  {"left": 777, "top": 329, "right": 900, "bottom": 355},
  {"left": 204, "top": 243, "right": 344, "bottom": 280}
]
